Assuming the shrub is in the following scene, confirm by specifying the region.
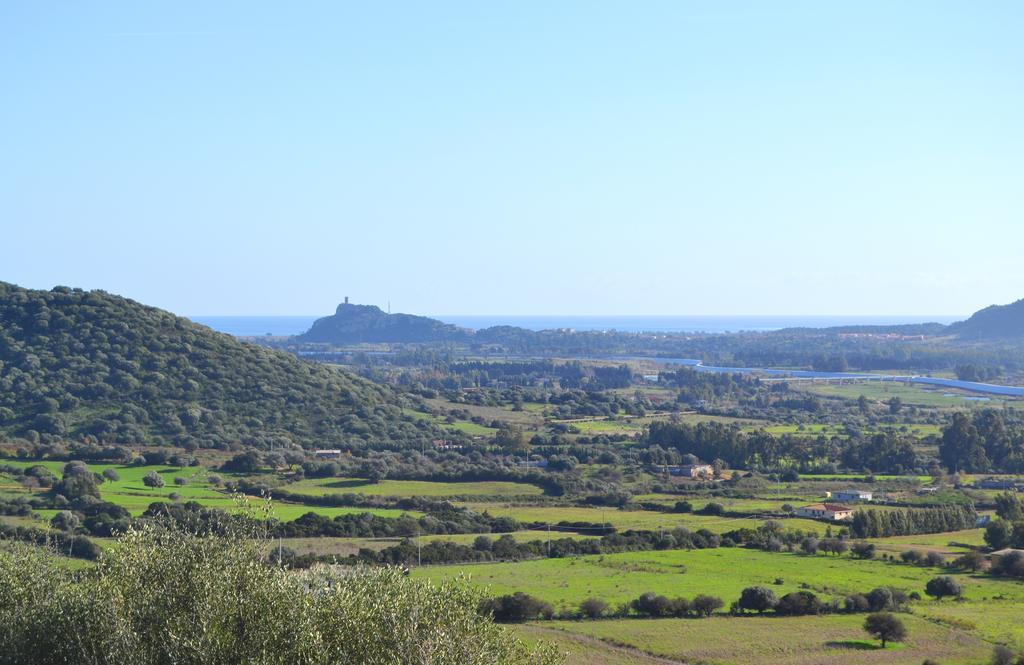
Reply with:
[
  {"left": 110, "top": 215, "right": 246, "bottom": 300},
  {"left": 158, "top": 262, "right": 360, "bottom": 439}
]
[
  {"left": 579, "top": 597, "right": 607, "bottom": 619},
  {"left": 102, "top": 468, "right": 121, "bottom": 482},
  {"left": 49, "top": 511, "right": 80, "bottom": 532},
  {"left": 142, "top": 471, "right": 165, "bottom": 488},
  {"left": 737, "top": 586, "right": 777, "bottom": 614},
  {"left": 925, "top": 576, "right": 963, "bottom": 600},
  {"left": 775, "top": 591, "right": 824, "bottom": 616},
  {"left": 901, "top": 550, "right": 922, "bottom": 564},
  {"left": 924, "top": 551, "right": 945, "bottom": 568},
  {"left": 0, "top": 525, "right": 560, "bottom": 664},
  {"left": 866, "top": 587, "right": 895, "bottom": 611},
  {"left": 483, "top": 593, "right": 555, "bottom": 623},
  {"left": 632, "top": 592, "right": 671, "bottom": 617},
  {"left": 850, "top": 541, "right": 876, "bottom": 559},
  {"left": 953, "top": 550, "right": 985, "bottom": 571},
  {"left": 174, "top": 477, "right": 188, "bottom": 486},
  {"left": 993, "top": 551, "right": 1024, "bottom": 578},
  {"left": 691, "top": 594, "right": 724, "bottom": 617},
  {"left": 992, "top": 645, "right": 1019, "bottom": 665},
  {"left": 699, "top": 502, "right": 724, "bottom": 516},
  {"left": 844, "top": 594, "right": 870, "bottom": 613}
]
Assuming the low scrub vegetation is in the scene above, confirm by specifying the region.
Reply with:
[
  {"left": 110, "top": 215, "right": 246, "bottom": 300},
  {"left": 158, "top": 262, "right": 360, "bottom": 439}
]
[{"left": 0, "top": 523, "right": 560, "bottom": 665}]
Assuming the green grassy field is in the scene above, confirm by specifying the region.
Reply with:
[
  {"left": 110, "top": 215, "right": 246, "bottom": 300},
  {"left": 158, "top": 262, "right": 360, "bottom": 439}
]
[
  {"left": 795, "top": 381, "right": 1014, "bottom": 409},
  {"left": 1, "top": 459, "right": 418, "bottom": 520},
  {"left": 530, "top": 613, "right": 988, "bottom": 665},
  {"left": 285, "top": 476, "right": 544, "bottom": 498},
  {"left": 422, "top": 398, "right": 545, "bottom": 428},
  {"left": 631, "top": 494, "right": 808, "bottom": 515},
  {"left": 418, "top": 547, "right": 1020, "bottom": 612},
  {"left": 868, "top": 529, "right": 986, "bottom": 556},
  {"left": 760, "top": 423, "right": 943, "bottom": 438},
  {"left": 515, "top": 624, "right": 668, "bottom": 665},
  {"left": 401, "top": 408, "right": 500, "bottom": 436},
  {"left": 455, "top": 502, "right": 829, "bottom": 534},
  {"left": 280, "top": 530, "right": 600, "bottom": 557}
]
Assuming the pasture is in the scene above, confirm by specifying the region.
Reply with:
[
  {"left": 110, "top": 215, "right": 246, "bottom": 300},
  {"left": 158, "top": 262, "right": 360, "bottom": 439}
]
[
  {"left": 455, "top": 502, "right": 829, "bottom": 534},
  {"left": 529, "top": 613, "right": 989, "bottom": 665},
  {"left": 0, "top": 459, "right": 417, "bottom": 520},
  {"left": 284, "top": 476, "right": 544, "bottom": 498},
  {"left": 417, "top": 547, "right": 1020, "bottom": 612}
]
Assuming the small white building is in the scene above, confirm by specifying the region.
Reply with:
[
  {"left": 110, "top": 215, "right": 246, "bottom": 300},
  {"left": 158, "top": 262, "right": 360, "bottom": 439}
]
[
  {"left": 656, "top": 463, "right": 714, "bottom": 478},
  {"left": 830, "top": 489, "right": 872, "bottom": 503},
  {"left": 795, "top": 503, "right": 854, "bottom": 521},
  {"left": 314, "top": 449, "right": 342, "bottom": 459}
]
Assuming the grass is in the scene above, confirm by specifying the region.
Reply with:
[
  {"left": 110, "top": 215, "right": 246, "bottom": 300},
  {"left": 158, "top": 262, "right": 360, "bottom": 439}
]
[
  {"left": 795, "top": 381, "right": 1014, "bottom": 409},
  {"left": 422, "top": 398, "right": 544, "bottom": 428},
  {"left": 456, "top": 502, "right": 829, "bottom": 534},
  {"left": 418, "top": 546, "right": 1024, "bottom": 611},
  {"left": 631, "top": 494, "right": 803, "bottom": 515},
  {"left": 759, "top": 423, "right": 943, "bottom": 438},
  {"left": 1, "top": 458, "right": 419, "bottom": 520},
  {"left": 280, "top": 530, "right": 599, "bottom": 557},
  {"left": 916, "top": 600, "right": 1024, "bottom": 645},
  {"left": 401, "top": 408, "right": 499, "bottom": 436},
  {"left": 285, "top": 476, "right": 544, "bottom": 498},
  {"left": 533, "top": 613, "right": 987, "bottom": 665},
  {"left": 868, "top": 529, "right": 986, "bottom": 556},
  {"left": 515, "top": 625, "right": 667, "bottom": 665}
]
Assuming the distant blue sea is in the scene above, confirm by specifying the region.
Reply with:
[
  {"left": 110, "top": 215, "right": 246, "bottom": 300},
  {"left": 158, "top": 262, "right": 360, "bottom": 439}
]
[
  {"left": 189, "top": 316, "right": 320, "bottom": 337},
  {"left": 191, "top": 314, "right": 960, "bottom": 337}
]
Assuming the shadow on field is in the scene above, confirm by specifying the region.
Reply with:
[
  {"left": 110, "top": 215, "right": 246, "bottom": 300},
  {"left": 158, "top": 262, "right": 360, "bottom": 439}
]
[
  {"left": 324, "top": 479, "right": 369, "bottom": 489},
  {"left": 825, "top": 640, "right": 890, "bottom": 651}
]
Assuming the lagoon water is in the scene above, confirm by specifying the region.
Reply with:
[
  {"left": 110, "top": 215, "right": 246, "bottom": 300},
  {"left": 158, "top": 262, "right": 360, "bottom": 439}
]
[{"left": 192, "top": 314, "right": 960, "bottom": 337}]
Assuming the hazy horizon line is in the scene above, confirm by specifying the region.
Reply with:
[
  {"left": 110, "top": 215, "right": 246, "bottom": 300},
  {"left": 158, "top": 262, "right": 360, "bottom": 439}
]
[{"left": 188, "top": 312, "right": 965, "bottom": 319}]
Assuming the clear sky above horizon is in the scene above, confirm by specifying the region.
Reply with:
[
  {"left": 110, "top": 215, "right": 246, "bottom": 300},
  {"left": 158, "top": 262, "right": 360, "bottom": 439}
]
[{"left": 2, "top": 2, "right": 1022, "bottom": 317}]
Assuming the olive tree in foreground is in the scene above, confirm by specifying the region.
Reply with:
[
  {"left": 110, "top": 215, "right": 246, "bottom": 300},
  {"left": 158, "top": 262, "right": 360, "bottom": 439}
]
[
  {"left": 0, "top": 524, "right": 561, "bottom": 665},
  {"left": 863, "top": 612, "right": 907, "bottom": 648}
]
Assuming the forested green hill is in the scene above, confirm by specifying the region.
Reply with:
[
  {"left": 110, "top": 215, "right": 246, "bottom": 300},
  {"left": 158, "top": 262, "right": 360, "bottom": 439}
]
[
  {"left": 949, "top": 298, "right": 1024, "bottom": 339},
  {"left": 0, "top": 283, "right": 433, "bottom": 451}
]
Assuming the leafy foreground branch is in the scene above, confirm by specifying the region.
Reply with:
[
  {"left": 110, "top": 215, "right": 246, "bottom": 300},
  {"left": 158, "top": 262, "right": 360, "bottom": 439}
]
[{"left": 0, "top": 526, "right": 561, "bottom": 665}]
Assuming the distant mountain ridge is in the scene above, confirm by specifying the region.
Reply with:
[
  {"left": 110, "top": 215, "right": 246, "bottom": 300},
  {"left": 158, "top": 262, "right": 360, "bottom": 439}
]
[
  {"left": 296, "top": 302, "right": 470, "bottom": 344},
  {"left": 291, "top": 297, "right": 1024, "bottom": 345},
  {"left": 948, "top": 298, "right": 1024, "bottom": 339}
]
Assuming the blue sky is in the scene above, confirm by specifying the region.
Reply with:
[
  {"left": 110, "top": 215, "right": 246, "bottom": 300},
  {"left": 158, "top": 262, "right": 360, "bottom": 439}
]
[{"left": 2, "top": 2, "right": 1021, "bottom": 317}]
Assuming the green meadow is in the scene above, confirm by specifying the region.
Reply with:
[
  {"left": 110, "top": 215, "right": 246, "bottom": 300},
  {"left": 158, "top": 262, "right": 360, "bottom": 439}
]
[
  {"left": 285, "top": 476, "right": 544, "bottom": 498},
  {"left": 417, "top": 547, "right": 1021, "bottom": 611},
  {"left": 1, "top": 459, "right": 417, "bottom": 520},
  {"left": 526, "top": 612, "right": 988, "bottom": 665},
  {"left": 456, "top": 502, "right": 829, "bottom": 534}
]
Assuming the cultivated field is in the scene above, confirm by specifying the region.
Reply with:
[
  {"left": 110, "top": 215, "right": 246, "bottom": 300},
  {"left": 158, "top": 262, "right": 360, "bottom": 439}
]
[{"left": 528, "top": 613, "right": 989, "bottom": 665}]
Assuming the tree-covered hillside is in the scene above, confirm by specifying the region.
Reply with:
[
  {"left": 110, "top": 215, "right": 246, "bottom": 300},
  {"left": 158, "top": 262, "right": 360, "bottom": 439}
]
[
  {"left": 949, "top": 298, "right": 1024, "bottom": 339},
  {"left": 0, "top": 283, "right": 435, "bottom": 451}
]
